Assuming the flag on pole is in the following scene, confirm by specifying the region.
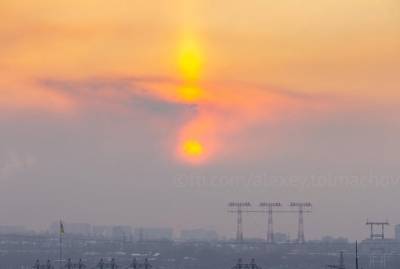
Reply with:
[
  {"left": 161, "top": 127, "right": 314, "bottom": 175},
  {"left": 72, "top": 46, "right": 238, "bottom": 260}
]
[
  {"left": 60, "top": 220, "right": 65, "bottom": 235},
  {"left": 59, "top": 220, "right": 64, "bottom": 269}
]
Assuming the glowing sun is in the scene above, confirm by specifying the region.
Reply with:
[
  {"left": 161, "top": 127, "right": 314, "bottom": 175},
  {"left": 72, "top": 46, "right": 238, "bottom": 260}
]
[{"left": 182, "top": 139, "right": 204, "bottom": 158}]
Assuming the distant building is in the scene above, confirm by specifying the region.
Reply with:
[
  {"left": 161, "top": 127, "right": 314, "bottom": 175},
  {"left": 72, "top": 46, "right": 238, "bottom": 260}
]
[
  {"left": 395, "top": 224, "right": 400, "bottom": 240},
  {"left": 49, "top": 222, "right": 91, "bottom": 236},
  {"left": 92, "top": 225, "right": 113, "bottom": 238},
  {"left": 112, "top": 225, "right": 132, "bottom": 240},
  {"left": 321, "top": 235, "right": 349, "bottom": 244},
  {"left": 0, "top": 225, "right": 28, "bottom": 235},
  {"left": 134, "top": 227, "right": 173, "bottom": 241},
  {"left": 274, "top": 232, "right": 289, "bottom": 243},
  {"left": 180, "top": 229, "right": 219, "bottom": 241},
  {"left": 67, "top": 223, "right": 92, "bottom": 236}
]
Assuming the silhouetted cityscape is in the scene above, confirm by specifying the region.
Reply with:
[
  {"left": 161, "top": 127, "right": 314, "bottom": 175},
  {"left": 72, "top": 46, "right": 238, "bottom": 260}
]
[{"left": 1, "top": 214, "right": 400, "bottom": 269}]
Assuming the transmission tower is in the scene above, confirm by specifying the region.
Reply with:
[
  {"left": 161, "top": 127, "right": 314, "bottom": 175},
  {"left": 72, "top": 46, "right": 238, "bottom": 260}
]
[
  {"left": 366, "top": 220, "right": 389, "bottom": 240},
  {"left": 33, "top": 259, "right": 54, "bottom": 269},
  {"left": 142, "top": 258, "right": 152, "bottom": 269},
  {"left": 259, "top": 202, "right": 281, "bottom": 244},
  {"left": 94, "top": 258, "right": 118, "bottom": 269},
  {"left": 128, "top": 258, "right": 139, "bottom": 269},
  {"left": 64, "top": 258, "right": 86, "bottom": 269},
  {"left": 232, "top": 258, "right": 261, "bottom": 269},
  {"left": 327, "top": 251, "right": 346, "bottom": 269},
  {"left": 369, "top": 246, "right": 387, "bottom": 269},
  {"left": 228, "top": 202, "right": 251, "bottom": 242},
  {"left": 290, "top": 202, "right": 312, "bottom": 244}
]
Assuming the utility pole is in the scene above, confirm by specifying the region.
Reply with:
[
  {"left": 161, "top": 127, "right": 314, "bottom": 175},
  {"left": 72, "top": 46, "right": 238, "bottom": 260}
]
[
  {"left": 356, "top": 241, "right": 359, "bottom": 269},
  {"left": 59, "top": 220, "right": 65, "bottom": 269}
]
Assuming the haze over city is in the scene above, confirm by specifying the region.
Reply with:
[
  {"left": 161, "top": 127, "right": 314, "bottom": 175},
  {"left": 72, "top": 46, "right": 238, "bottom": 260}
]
[{"left": 1, "top": 0, "right": 400, "bottom": 244}]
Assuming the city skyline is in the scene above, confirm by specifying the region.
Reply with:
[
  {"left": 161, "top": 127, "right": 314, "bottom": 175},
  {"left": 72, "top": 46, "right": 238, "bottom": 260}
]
[{"left": 0, "top": 208, "right": 398, "bottom": 242}]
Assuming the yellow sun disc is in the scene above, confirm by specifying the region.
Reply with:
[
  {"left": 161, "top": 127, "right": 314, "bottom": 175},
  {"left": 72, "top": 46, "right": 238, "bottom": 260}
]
[{"left": 182, "top": 139, "right": 204, "bottom": 157}]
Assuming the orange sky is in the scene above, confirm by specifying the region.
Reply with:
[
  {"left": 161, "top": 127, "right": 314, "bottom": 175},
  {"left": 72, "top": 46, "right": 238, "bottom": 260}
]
[{"left": 1, "top": 0, "right": 399, "bottom": 164}]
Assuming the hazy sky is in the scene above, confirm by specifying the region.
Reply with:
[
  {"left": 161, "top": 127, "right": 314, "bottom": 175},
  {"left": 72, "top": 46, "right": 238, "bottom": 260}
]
[{"left": 0, "top": 0, "right": 399, "bottom": 240}]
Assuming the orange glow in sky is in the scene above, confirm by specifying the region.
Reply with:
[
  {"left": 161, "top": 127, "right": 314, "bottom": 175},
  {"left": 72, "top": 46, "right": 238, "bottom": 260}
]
[
  {"left": 178, "top": 85, "right": 203, "bottom": 103},
  {"left": 175, "top": 105, "right": 220, "bottom": 165},
  {"left": 1, "top": 0, "right": 399, "bottom": 166}
]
